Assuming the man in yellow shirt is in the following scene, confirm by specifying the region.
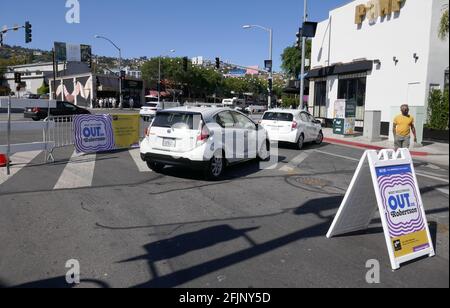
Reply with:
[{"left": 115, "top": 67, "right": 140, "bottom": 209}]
[{"left": 393, "top": 104, "right": 417, "bottom": 151}]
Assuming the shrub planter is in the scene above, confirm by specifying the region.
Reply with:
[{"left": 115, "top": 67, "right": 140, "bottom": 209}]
[{"left": 423, "top": 127, "right": 449, "bottom": 143}]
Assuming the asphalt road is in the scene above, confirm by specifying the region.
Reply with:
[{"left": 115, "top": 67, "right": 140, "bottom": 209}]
[{"left": 0, "top": 113, "right": 448, "bottom": 288}]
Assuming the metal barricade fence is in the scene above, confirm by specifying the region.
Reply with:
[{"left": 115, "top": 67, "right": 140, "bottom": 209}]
[
  {"left": 43, "top": 115, "right": 150, "bottom": 162},
  {"left": 44, "top": 116, "right": 75, "bottom": 162}
]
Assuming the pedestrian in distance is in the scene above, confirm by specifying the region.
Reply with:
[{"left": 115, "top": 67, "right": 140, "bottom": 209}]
[
  {"left": 393, "top": 104, "right": 417, "bottom": 151},
  {"left": 129, "top": 97, "right": 134, "bottom": 110}
]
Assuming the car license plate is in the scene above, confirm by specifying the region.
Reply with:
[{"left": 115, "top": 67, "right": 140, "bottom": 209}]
[{"left": 163, "top": 138, "right": 176, "bottom": 148}]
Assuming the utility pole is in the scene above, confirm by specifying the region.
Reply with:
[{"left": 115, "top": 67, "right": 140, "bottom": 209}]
[{"left": 299, "top": 0, "right": 308, "bottom": 110}]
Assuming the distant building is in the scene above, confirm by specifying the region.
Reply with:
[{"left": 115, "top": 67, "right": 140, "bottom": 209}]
[
  {"left": 106, "top": 67, "right": 142, "bottom": 79},
  {"left": 49, "top": 72, "right": 144, "bottom": 108},
  {"left": 307, "top": 0, "right": 449, "bottom": 136},
  {"left": 3, "top": 62, "right": 90, "bottom": 96}
]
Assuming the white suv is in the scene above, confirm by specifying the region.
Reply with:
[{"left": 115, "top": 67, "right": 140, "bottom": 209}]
[
  {"left": 140, "top": 107, "right": 270, "bottom": 180},
  {"left": 260, "top": 109, "right": 323, "bottom": 150}
]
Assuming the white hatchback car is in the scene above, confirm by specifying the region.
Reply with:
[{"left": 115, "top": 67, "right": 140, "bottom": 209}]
[
  {"left": 260, "top": 109, "right": 323, "bottom": 149},
  {"left": 140, "top": 107, "right": 271, "bottom": 180},
  {"left": 140, "top": 102, "right": 181, "bottom": 121}
]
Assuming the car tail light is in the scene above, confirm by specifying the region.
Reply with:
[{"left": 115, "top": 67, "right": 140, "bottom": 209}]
[
  {"left": 145, "top": 125, "right": 155, "bottom": 137},
  {"left": 292, "top": 121, "right": 298, "bottom": 129},
  {"left": 197, "top": 123, "right": 210, "bottom": 143},
  {"left": 32, "top": 107, "right": 41, "bottom": 113}
]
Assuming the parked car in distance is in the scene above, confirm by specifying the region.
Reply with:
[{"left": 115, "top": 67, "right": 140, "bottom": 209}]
[
  {"left": 22, "top": 93, "right": 40, "bottom": 99},
  {"left": 140, "top": 101, "right": 181, "bottom": 121},
  {"left": 24, "top": 101, "right": 91, "bottom": 121},
  {"left": 260, "top": 109, "right": 323, "bottom": 150},
  {"left": 246, "top": 105, "right": 267, "bottom": 113},
  {"left": 39, "top": 94, "right": 50, "bottom": 100},
  {"left": 140, "top": 107, "right": 270, "bottom": 180}
]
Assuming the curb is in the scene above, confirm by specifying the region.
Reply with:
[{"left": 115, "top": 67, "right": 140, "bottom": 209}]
[{"left": 323, "top": 137, "right": 429, "bottom": 157}]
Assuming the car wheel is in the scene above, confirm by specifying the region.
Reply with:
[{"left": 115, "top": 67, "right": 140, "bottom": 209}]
[
  {"left": 315, "top": 131, "right": 324, "bottom": 145},
  {"left": 258, "top": 140, "right": 271, "bottom": 161},
  {"left": 32, "top": 117, "right": 40, "bottom": 121},
  {"left": 146, "top": 161, "right": 165, "bottom": 173},
  {"left": 205, "top": 153, "right": 225, "bottom": 180},
  {"left": 296, "top": 134, "right": 305, "bottom": 150}
]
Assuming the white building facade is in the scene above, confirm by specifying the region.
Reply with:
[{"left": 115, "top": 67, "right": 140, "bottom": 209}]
[
  {"left": 3, "top": 62, "right": 91, "bottom": 96},
  {"left": 308, "top": 0, "right": 449, "bottom": 136}
]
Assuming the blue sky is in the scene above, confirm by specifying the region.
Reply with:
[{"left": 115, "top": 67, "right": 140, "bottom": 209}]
[{"left": 1, "top": 0, "right": 351, "bottom": 71}]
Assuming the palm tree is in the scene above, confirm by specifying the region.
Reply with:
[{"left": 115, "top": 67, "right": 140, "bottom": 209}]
[{"left": 439, "top": 5, "right": 449, "bottom": 40}]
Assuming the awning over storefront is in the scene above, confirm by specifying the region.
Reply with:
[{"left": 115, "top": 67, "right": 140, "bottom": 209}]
[{"left": 306, "top": 60, "right": 373, "bottom": 79}]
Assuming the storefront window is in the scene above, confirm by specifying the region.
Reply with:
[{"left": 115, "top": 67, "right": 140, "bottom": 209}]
[
  {"left": 313, "top": 81, "right": 327, "bottom": 118},
  {"left": 338, "top": 75, "right": 367, "bottom": 121}
]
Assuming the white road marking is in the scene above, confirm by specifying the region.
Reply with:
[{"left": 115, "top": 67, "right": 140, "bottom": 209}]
[
  {"left": 54, "top": 151, "right": 96, "bottom": 190},
  {"left": 315, "top": 149, "right": 449, "bottom": 184},
  {"left": 415, "top": 173, "right": 449, "bottom": 184},
  {"left": 0, "top": 151, "right": 42, "bottom": 185},
  {"left": 280, "top": 151, "right": 311, "bottom": 172},
  {"left": 436, "top": 188, "right": 449, "bottom": 196},
  {"left": 314, "top": 149, "right": 360, "bottom": 162},
  {"left": 129, "top": 148, "right": 151, "bottom": 173}
]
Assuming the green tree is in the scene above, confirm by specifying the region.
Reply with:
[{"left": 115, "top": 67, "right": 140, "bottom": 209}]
[
  {"left": 281, "top": 40, "right": 311, "bottom": 79},
  {"left": 427, "top": 89, "right": 449, "bottom": 130},
  {"left": 439, "top": 6, "right": 449, "bottom": 40},
  {"left": 37, "top": 81, "right": 49, "bottom": 95}
]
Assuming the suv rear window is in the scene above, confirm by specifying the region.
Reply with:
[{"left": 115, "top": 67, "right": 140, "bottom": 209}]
[
  {"left": 263, "top": 112, "right": 294, "bottom": 122},
  {"left": 152, "top": 112, "right": 201, "bottom": 129}
]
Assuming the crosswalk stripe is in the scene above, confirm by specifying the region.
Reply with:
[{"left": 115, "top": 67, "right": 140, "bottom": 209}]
[
  {"left": 53, "top": 151, "right": 96, "bottom": 190},
  {"left": 0, "top": 151, "right": 42, "bottom": 185},
  {"left": 279, "top": 151, "right": 311, "bottom": 172},
  {"left": 129, "top": 148, "right": 151, "bottom": 173}
]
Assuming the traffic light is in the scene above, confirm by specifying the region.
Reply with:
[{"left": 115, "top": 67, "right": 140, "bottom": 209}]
[
  {"left": 268, "top": 78, "right": 273, "bottom": 93},
  {"left": 25, "top": 21, "right": 32, "bottom": 44},
  {"left": 215, "top": 57, "right": 220, "bottom": 69},
  {"left": 183, "top": 57, "right": 189, "bottom": 72},
  {"left": 120, "top": 70, "right": 126, "bottom": 79},
  {"left": 296, "top": 28, "right": 302, "bottom": 49},
  {"left": 0, "top": 33, "right": 3, "bottom": 47},
  {"left": 14, "top": 72, "right": 21, "bottom": 84}
]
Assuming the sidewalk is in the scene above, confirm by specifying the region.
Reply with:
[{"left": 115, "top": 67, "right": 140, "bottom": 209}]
[{"left": 323, "top": 128, "right": 449, "bottom": 167}]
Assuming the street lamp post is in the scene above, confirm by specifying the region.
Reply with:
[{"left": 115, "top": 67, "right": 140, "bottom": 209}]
[
  {"left": 94, "top": 35, "right": 123, "bottom": 109},
  {"left": 299, "top": 0, "right": 308, "bottom": 110},
  {"left": 243, "top": 25, "right": 273, "bottom": 109},
  {"left": 158, "top": 49, "right": 176, "bottom": 105}
]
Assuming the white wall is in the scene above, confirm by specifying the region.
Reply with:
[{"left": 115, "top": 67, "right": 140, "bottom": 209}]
[{"left": 311, "top": 0, "right": 449, "bottom": 124}]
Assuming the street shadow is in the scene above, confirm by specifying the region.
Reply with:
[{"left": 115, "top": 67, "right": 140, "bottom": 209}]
[
  {"left": 119, "top": 225, "right": 259, "bottom": 283},
  {"left": 122, "top": 195, "right": 343, "bottom": 288},
  {"left": 156, "top": 156, "right": 287, "bottom": 181},
  {"left": 2, "top": 276, "right": 110, "bottom": 289}
]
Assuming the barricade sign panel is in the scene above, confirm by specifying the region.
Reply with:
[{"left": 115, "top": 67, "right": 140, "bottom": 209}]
[
  {"left": 327, "top": 149, "right": 435, "bottom": 270},
  {"left": 74, "top": 115, "right": 115, "bottom": 153},
  {"left": 111, "top": 114, "right": 140, "bottom": 149},
  {"left": 73, "top": 114, "right": 140, "bottom": 153}
]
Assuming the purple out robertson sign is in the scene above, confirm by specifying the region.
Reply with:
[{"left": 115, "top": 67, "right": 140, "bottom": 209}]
[
  {"left": 327, "top": 149, "right": 435, "bottom": 270},
  {"left": 74, "top": 115, "right": 115, "bottom": 153},
  {"left": 376, "top": 165, "right": 429, "bottom": 257}
]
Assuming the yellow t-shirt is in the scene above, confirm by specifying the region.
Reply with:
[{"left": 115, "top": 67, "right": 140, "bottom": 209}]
[{"left": 394, "top": 115, "right": 414, "bottom": 137}]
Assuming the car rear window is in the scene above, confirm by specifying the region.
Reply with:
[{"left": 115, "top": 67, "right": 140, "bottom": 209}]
[
  {"left": 152, "top": 112, "right": 201, "bottom": 129},
  {"left": 144, "top": 103, "right": 158, "bottom": 108},
  {"left": 263, "top": 112, "right": 294, "bottom": 122}
]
